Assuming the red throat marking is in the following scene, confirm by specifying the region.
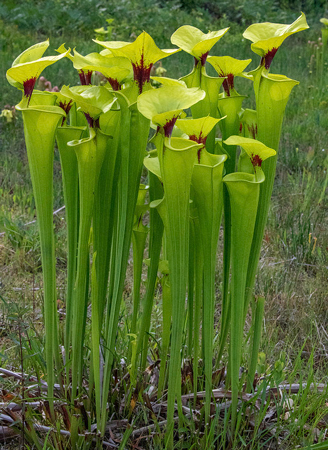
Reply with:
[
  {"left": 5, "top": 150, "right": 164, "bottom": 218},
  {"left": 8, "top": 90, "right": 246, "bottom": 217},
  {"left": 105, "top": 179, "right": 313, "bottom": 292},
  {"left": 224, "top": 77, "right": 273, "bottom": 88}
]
[
  {"left": 163, "top": 117, "right": 178, "bottom": 137},
  {"left": 251, "top": 153, "right": 262, "bottom": 167},
  {"left": 132, "top": 54, "right": 153, "bottom": 94},
  {"left": 107, "top": 77, "right": 121, "bottom": 91},
  {"left": 23, "top": 77, "right": 37, "bottom": 102},
  {"left": 262, "top": 48, "right": 278, "bottom": 69}
]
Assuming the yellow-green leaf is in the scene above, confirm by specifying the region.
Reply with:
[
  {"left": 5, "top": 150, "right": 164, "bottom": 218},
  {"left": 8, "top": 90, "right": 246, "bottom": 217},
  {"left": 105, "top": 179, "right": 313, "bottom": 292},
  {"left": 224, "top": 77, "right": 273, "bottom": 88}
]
[
  {"left": 224, "top": 135, "right": 276, "bottom": 168},
  {"left": 60, "top": 85, "right": 115, "bottom": 119},
  {"left": 137, "top": 85, "right": 205, "bottom": 132},
  {"left": 95, "top": 32, "right": 179, "bottom": 92},
  {"left": 12, "top": 40, "right": 49, "bottom": 66},
  {"left": 7, "top": 50, "right": 69, "bottom": 97},
  {"left": 176, "top": 115, "right": 222, "bottom": 144},
  {"left": 243, "top": 13, "right": 309, "bottom": 67},
  {"left": 150, "top": 77, "right": 186, "bottom": 87},
  {"left": 171, "top": 25, "right": 229, "bottom": 62},
  {"left": 320, "top": 18, "right": 328, "bottom": 27},
  {"left": 208, "top": 56, "right": 251, "bottom": 77}
]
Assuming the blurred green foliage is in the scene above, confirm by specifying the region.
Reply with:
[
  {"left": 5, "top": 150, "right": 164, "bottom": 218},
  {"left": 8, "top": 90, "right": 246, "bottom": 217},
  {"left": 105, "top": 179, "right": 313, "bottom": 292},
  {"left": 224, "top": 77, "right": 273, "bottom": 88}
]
[
  {"left": 0, "top": 0, "right": 212, "bottom": 41},
  {"left": 180, "top": 0, "right": 327, "bottom": 23},
  {"left": 0, "top": 0, "right": 326, "bottom": 41}
]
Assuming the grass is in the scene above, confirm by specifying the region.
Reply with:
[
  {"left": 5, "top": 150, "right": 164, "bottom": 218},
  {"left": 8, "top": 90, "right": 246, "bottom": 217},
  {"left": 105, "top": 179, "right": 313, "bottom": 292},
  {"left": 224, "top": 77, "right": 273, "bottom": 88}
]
[{"left": 0, "top": 4, "right": 328, "bottom": 448}]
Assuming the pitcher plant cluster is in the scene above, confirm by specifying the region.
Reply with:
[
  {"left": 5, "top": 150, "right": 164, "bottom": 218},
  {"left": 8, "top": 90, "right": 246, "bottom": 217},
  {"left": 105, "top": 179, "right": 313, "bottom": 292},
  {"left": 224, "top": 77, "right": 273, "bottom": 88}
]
[{"left": 6, "top": 12, "right": 308, "bottom": 448}]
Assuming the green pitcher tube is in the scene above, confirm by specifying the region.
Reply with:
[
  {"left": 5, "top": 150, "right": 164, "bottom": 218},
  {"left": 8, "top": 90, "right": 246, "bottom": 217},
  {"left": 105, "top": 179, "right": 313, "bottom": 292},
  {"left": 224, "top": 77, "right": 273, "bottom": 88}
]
[
  {"left": 245, "top": 73, "right": 299, "bottom": 313},
  {"left": 29, "top": 90, "right": 57, "bottom": 106},
  {"left": 68, "top": 129, "right": 97, "bottom": 398},
  {"left": 218, "top": 95, "right": 246, "bottom": 172},
  {"left": 136, "top": 170, "right": 164, "bottom": 372},
  {"left": 190, "top": 213, "right": 203, "bottom": 406},
  {"left": 157, "top": 267, "right": 172, "bottom": 400},
  {"left": 222, "top": 134, "right": 276, "bottom": 432},
  {"left": 100, "top": 94, "right": 150, "bottom": 435},
  {"left": 192, "top": 150, "right": 226, "bottom": 423},
  {"left": 56, "top": 126, "right": 85, "bottom": 363},
  {"left": 131, "top": 184, "right": 149, "bottom": 340},
  {"left": 223, "top": 170, "right": 263, "bottom": 431},
  {"left": 93, "top": 120, "right": 118, "bottom": 319},
  {"left": 151, "top": 136, "right": 202, "bottom": 448},
  {"left": 217, "top": 95, "right": 246, "bottom": 370},
  {"left": 16, "top": 101, "right": 66, "bottom": 416}
]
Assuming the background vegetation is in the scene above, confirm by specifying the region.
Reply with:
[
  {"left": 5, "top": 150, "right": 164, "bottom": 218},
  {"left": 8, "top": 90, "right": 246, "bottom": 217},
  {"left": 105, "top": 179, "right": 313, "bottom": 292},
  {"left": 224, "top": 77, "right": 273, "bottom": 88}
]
[{"left": 0, "top": 0, "right": 327, "bottom": 448}]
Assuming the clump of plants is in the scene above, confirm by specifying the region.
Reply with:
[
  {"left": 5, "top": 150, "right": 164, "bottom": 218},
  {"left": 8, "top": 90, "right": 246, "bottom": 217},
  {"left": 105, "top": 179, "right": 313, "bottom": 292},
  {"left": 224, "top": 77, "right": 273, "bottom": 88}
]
[{"left": 4, "top": 13, "right": 312, "bottom": 449}]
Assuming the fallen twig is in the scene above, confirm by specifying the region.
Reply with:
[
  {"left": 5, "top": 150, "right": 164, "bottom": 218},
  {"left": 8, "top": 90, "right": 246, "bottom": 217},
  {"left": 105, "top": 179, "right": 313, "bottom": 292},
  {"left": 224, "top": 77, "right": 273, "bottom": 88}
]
[
  {"left": 34, "top": 425, "right": 118, "bottom": 448},
  {"left": 0, "top": 415, "right": 118, "bottom": 449},
  {"left": 181, "top": 382, "right": 326, "bottom": 403},
  {"left": 131, "top": 417, "right": 179, "bottom": 438},
  {"left": 0, "top": 425, "right": 19, "bottom": 441},
  {"left": 266, "top": 383, "right": 327, "bottom": 397},
  {"left": 181, "top": 388, "right": 253, "bottom": 403},
  {"left": 0, "top": 401, "right": 66, "bottom": 412},
  {"left": 0, "top": 368, "right": 62, "bottom": 393}
]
